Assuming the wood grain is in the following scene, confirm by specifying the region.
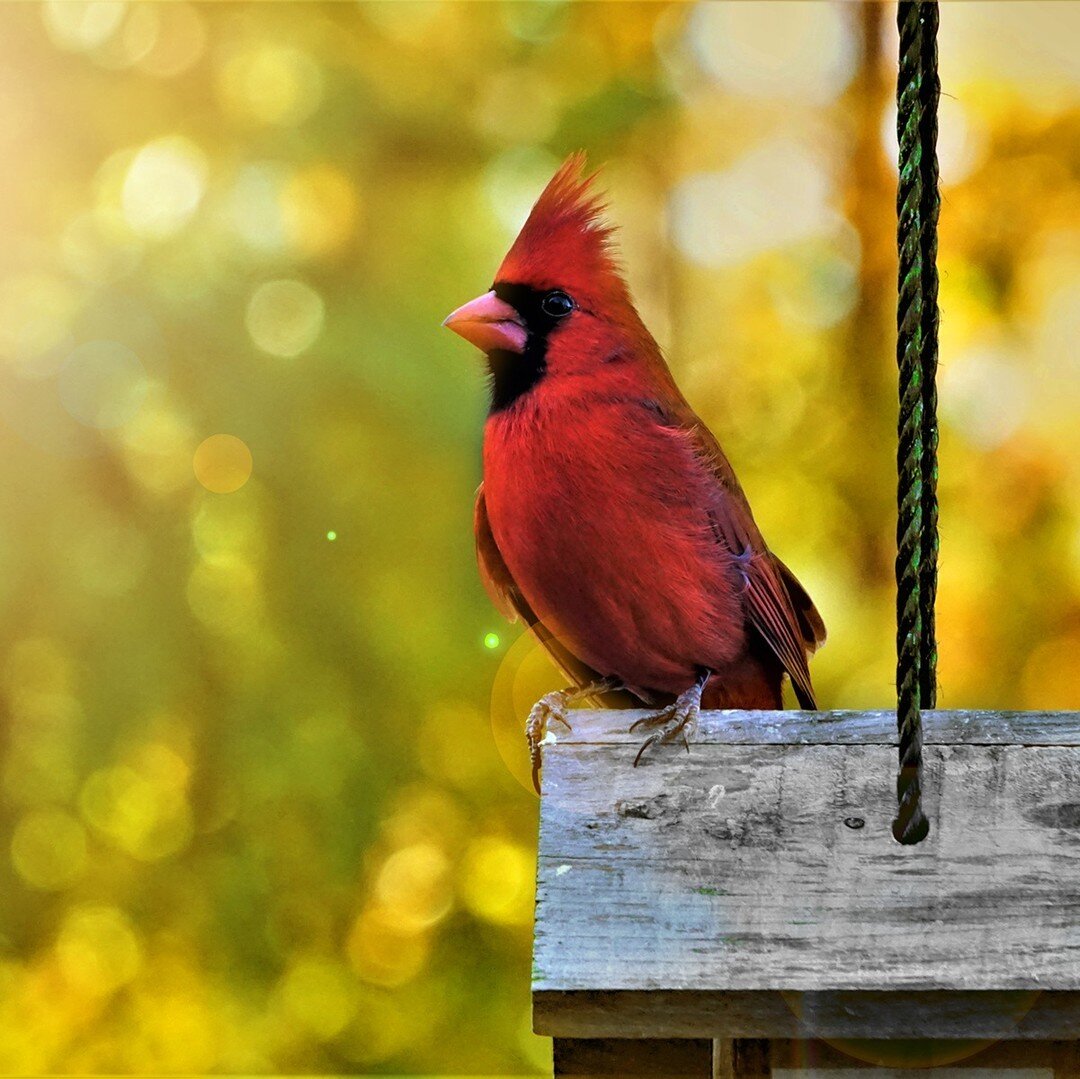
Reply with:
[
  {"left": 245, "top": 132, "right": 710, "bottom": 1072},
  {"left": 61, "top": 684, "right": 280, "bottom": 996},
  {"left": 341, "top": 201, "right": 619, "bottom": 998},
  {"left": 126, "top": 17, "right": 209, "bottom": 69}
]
[
  {"left": 762, "top": 1036, "right": 1077, "bottom": 1072},
  {"left": 553, "top": 709, "right": 1080, "bottom": 746},
  {"left": 713, "top": 1039, "right": 770, "bottom": 1078},
  {"left": 534, "top": 991, "right": 1080, "bottom": 1041},
  {"left": 533, "top": 709, "right": 1080, "bottom": 1041},
  {"left": 553, "top": 1038, "right": 712, "bottom": 1076}
]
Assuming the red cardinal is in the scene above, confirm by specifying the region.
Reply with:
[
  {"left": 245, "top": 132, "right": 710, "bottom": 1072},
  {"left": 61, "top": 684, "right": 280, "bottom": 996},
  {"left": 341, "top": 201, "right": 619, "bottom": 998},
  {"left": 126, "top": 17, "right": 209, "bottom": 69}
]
[{"left": 444, "top": 154, "right": 825, "bottom": 788}]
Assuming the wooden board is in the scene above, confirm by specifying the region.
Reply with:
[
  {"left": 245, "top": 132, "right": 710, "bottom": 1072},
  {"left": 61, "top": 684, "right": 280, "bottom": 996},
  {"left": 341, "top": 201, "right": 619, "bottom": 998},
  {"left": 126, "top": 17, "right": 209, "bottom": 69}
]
[
  {"left": 552, "top": 1037, "right": 712, "bottom": 1076},
  {"left": 757, "top": 1036, "right": 1080, "bottom": 1074},
  {"left": 552, "top": 709, "right": 1080, "bottom": 746},
  {"left": 533, "top": 710, "right": 1080, "bottom": 1040},
  {"left": 548, "top": 1036, "right": 1080, "bottom": 1077}
]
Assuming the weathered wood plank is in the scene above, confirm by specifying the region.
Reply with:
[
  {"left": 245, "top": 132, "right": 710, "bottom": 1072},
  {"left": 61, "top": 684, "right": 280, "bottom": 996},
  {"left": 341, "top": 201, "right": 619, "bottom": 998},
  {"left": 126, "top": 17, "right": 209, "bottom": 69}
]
[
  {"left": 538, "top": 744, "right": 1080, "bottom": 993},
  {"left": 764, "top": 1036, "right": 1068, "bottom": 1071},
  {"left": 554, "top": 709, "right": 1080, "bottom": 746},
  {"left": 534, "top": 709, "right": 1080, "bottom": 1040},
  {"left": 534, "top": 990, "right": 1080, "bottom": 1041},
  {"left": 713, "top": 1038, "right": 770, "bottom": 1078},
  {"left": 762, "top": 1037, "right": 1079, "bottom": 1074},
  {"left": 553, "top": 1037, "right": 712, "bottom": 1076},
  {"left": 1054, "top": 1042, "right": 1080, "bottom": 1079}
]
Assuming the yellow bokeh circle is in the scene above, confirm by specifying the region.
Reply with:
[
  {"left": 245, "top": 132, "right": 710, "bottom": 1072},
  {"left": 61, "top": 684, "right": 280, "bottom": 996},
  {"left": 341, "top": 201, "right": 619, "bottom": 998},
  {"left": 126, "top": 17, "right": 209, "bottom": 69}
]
[
  {"left": 458, "top": 836, "right": 534, "bottom": 926},
  {"left": 193, "top": 434, "right": 253, "bottom": 494},
  {"left": 281, "top": 164, "right": 361, "bottom": 257},
  {"left": 278, "top": 955, "right": 357, "bottom": 1040},
  {"left": 373, "top": 842, "right": 452, "bottom": 932},
  {"left": 55, "top": 904, "right": 142, "bottom": 997},
  {"left": 489, "top": 627, "right": 575, "bottom": 796},
  {"left": 346, "top": 905, "right": 430, "bottom": 988},
  {"left": 245, "top": 278, "right": 324, "bottom": 357},
  {"left": 10, "top": 806, "right": 87, "bottom": 890}
]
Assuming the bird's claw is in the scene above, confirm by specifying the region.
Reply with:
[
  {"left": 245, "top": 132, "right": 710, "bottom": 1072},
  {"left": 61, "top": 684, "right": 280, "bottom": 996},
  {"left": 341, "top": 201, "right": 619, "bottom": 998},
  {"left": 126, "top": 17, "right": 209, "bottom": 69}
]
[
  {"left": 526, "top": 691, "right": 573, "bottom": 793},
  {"left": 632, "top": 729, "right": 665, "bottom": 767},
  {"left": 630, "top": 682, "right": 704, "bottom": 766}
]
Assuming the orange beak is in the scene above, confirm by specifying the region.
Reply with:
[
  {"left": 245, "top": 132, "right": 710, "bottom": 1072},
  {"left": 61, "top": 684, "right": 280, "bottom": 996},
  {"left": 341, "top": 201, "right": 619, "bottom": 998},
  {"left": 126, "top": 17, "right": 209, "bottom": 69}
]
[{"left": 442, "top": 290, "right": 526, "bottom": 354}]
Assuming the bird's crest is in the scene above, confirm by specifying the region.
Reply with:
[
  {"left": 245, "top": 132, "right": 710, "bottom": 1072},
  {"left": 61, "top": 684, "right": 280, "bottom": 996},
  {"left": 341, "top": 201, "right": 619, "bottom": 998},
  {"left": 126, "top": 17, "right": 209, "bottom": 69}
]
[{"left": 496, "top": 153, "right": 631, "bottom": 307}]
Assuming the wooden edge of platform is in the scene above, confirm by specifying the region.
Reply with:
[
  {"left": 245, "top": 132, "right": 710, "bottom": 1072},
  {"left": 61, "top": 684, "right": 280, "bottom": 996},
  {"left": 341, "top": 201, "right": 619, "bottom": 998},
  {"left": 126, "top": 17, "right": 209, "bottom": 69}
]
[
  {"left": 549, "top": 709, "right": 1080, "bottom": 746},
  {"left": 533, "top": 989, "right": 1080, "bottom": 1041}
]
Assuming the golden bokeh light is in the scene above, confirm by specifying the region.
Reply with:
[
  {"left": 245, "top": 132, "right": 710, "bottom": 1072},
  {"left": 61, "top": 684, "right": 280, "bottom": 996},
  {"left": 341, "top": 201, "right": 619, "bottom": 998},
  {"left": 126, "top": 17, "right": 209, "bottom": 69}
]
[
  {"left": 192, "top": 434, "right": 254, "bottom": 494},
  {"left": 337, "top": 987, "right": 410, "bottom": 1065},
  {"left": 10, "top": 807, "right": 88, "bottom": 891},
  {"left": 225, "top": 163, "right": 289, "bottom": 254},
  {"left": 483, "top": 146, "right": 562, "bottom": 234},
  {"left": 458, "top": 836, "right": 534, "bottom": 927},
  {"left": 416, "top": 702, "right": 495, "bottom": 791},
  {"left": 346, "top": 905, "right": 430, "bottom": 988},
  {"left": 56, "top": 905, "right": 142, "bottom": 997},
  {"left": 1022, "top": 633, "right": 1080, "bottom": 710},
  {"left": 186, "top": 554, "right": 260, "bottom": 634},
  {"left": 669, "top": 140, "right": 835, "bottom": 268},
  {"left": 281, "top": 163, "right": 362, "bottom": 258},
  {"left": 118, "top": 397, "right": 196, "bottom": 494},
  {"left": 42, "top": 0, "right": 125, "bottom": 54},
  {"left": 245, "top": 279, "right": 325, "bottom": 357},
  {"left": 132, "top": 3, "right": 205, "bottom": 78},
  {"left": 84, "top": 2, "right": 160, "bottom": 72},
  {"left": 373, "top": 842, "right": 452, "bottom": 931},
  {"left": 277, "top": 956, "right": 358, "bottom": 1040},
  {"left": 192, "top": 494, "right": 266, "bottom": 564},
  {"left": 129, "top": 979, "right": 220, "bottom": 1073},
  {"left": 218, "top": 44, "right": 323, "bottom": 127},
  {"left": 121, "top": 136, "right": 208, "bottom": 239},
  {"left": 79, "top": 759, "right": 193, "bottom": 862},
  {"left": 688, "top": 1, "right": 856, "bottom": 104}
]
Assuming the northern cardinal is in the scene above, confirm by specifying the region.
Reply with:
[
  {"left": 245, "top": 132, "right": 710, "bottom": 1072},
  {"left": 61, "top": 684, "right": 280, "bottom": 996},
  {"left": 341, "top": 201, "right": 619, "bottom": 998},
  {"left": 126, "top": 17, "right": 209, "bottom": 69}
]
[{"left": 444, "top": 154, "right": 825, "bottom": 788}]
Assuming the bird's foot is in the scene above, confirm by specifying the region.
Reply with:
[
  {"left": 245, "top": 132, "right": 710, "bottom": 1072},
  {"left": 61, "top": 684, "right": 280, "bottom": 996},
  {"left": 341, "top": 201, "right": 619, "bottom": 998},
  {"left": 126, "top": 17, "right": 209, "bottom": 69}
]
[
  {"left": 631, "top": 670, "right": 711, "bottom": 766},
  {"left": 527, "top": 679, "right": 621, "bottom": 793},
  {"left": 527, "top": 690, "right": 573, "bottom": 791}
]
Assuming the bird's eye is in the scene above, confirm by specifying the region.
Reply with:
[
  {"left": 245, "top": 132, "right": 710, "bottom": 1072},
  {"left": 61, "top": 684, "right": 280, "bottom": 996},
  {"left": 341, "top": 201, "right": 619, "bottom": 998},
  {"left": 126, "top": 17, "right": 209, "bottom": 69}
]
[{"left": 541, "top": 290, "right": 575, "bottom": 318}]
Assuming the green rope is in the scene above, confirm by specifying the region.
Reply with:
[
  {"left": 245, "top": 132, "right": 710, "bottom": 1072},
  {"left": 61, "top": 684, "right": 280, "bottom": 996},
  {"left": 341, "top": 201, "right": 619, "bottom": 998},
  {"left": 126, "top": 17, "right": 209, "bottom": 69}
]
[
  {"left": 893, "top": 0, "right": 939, "bottom": 845},
  {"left": 914, "top": 5, "right": 941, "bottom": 711}
]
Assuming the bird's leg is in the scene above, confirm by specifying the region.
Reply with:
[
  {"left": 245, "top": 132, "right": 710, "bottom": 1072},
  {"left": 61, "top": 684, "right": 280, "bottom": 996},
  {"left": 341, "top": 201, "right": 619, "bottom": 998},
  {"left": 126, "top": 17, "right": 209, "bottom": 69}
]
[
  {"left": 527, "top": 678, "right": 622, "bottom": 793},
  {"left": 631, "top": 668, "right": 712, "bottom": 767}
]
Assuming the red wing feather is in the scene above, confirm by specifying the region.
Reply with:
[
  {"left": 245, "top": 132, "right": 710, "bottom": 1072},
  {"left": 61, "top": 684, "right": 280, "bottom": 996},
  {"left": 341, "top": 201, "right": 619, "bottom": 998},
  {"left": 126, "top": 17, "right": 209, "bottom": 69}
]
[
  {"left": 685, "top": 421, "right": 825, "bottom": 709},
  {"left": 474, "top": 483, "right": 526, "bottom": 624}
]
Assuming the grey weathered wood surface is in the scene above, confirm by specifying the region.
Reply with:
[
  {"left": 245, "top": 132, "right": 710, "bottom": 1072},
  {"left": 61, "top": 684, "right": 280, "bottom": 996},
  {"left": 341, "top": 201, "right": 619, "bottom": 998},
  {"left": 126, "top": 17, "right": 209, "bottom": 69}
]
[
  {"left": 534, "top": 709, "right": 1080, "bottom": 1041},
  {"left": 553, "top": 709, "right": 1080, "bottom": 745}
]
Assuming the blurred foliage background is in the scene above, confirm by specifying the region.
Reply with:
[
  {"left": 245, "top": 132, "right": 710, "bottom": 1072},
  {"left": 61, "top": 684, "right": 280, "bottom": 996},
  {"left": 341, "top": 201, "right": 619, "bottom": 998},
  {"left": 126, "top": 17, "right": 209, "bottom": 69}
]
[{"left": 0, "top": 1, "right": 1077, "bottom": 1074}]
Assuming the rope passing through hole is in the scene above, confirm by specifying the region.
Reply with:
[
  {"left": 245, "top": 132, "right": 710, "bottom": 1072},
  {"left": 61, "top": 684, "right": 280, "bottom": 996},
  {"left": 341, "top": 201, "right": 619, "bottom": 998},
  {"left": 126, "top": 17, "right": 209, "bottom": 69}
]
[{"left": 893, "top": 0, "right": 940, "bottom": 845}]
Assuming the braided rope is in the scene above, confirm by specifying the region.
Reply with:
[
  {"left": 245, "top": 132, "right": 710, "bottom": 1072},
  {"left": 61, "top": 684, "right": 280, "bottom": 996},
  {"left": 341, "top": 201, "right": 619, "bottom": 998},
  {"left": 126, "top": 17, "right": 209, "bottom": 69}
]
[
  {"left": 893, "top": 0, "right": 939, "bottom": 845},
  {"left": 915, "top": 6, "right": 941, "bottom": 710}
]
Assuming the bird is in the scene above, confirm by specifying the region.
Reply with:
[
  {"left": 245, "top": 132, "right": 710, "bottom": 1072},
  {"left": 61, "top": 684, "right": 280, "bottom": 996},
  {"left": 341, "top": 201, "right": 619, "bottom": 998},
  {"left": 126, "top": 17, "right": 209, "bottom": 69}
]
[{"left": 443, "top": 153, "right": 825, "bottom": 790}]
